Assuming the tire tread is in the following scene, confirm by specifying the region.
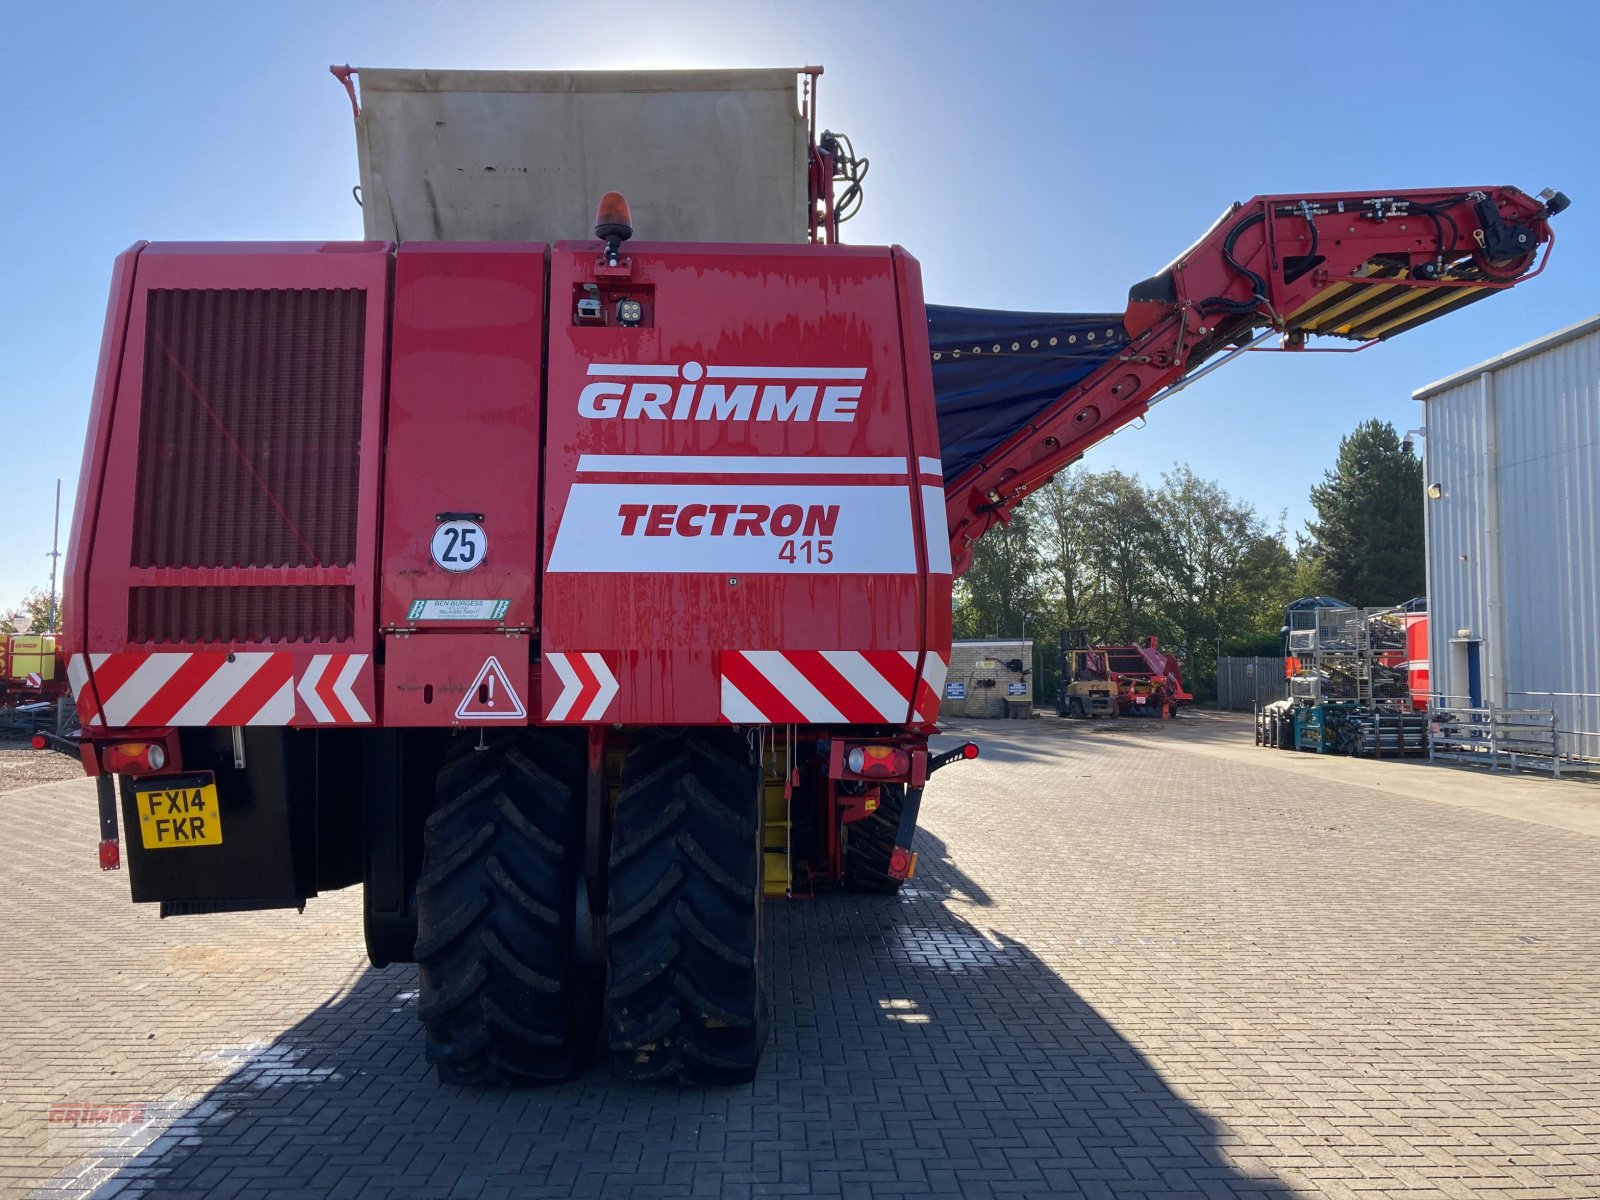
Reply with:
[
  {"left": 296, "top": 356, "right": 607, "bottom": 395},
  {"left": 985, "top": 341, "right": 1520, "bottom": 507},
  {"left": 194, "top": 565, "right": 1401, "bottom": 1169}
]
[
  {"left": 605, "top": 727, "right": 765, "bottom": 1085},
  {"left": 415, "top": 730, "right": 587, "bottom": 1086},
  {"left": 844, "top": 783, "right": 907, "bottom": 894}
]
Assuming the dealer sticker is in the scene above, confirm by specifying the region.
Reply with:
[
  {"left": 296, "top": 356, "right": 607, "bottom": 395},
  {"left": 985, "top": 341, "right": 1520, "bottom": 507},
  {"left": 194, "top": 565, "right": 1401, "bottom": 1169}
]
[{"left": 406, "top": 599, "right": 511, "bottom": 622}]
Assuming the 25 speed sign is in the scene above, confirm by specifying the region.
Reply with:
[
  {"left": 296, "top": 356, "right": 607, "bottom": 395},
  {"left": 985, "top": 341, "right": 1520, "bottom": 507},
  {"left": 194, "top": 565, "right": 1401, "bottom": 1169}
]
[{"left": 431, "top": 519, "right": 487, "bottom": 572}]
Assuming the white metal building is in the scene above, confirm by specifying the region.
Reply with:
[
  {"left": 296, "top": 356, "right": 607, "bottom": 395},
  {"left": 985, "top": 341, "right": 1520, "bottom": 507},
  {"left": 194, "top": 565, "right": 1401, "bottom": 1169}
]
[{"left": 1415, "top": 314, "right": 1600, "bottom": 761}]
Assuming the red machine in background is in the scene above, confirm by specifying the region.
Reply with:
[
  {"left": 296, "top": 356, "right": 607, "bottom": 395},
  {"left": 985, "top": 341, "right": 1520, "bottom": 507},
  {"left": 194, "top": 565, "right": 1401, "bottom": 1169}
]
[
  {"left": 1109, "top": 638, "right": 1192, "bottom": 718},
  {"left": 1090, "top": 639, "right": 1192, "bottom": 719},
  {"left": 54, "top": 66, "right": 1564, "bottom": 1087}
]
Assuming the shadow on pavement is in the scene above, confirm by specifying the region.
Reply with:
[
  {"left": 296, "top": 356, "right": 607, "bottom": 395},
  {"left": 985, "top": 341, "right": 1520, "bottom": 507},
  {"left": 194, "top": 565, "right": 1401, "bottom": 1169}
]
[
  {"left": 70, "top": 836, "right": 1298, "bottom": 1200},
  {"left": 902, "top": 828, "right": 995, "bottom": 909},
  {"left": 930, "top": 723, "right": 1069, "bottom": 767}
]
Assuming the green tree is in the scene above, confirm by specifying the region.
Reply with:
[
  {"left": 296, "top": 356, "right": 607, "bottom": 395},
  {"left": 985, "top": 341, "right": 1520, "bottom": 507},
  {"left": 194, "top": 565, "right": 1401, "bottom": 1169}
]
[
  {"left": 4, "top": 588, "right": 61, "bottom": 634},
  {"left": 1237, "top": 526, "right": 1300, "bottom": 646},
  {"left": 1148, "top": 466, "right": 1293, "bottom": 697},
  {"left": 1302, "top": 419, "right": 1424, "bottom": 605},
  {"left": 1287, "top": 548, "right": 1334, "bottom": 603},
  {"left": 1036, "top": 467, "right": 1098, "bottom": 634},
  {"left": 951, "top": 503, "right": 1043, "bottom": 642},
  {"left": 1082, "top": 470, "right": 1163, "bottom": 640},
  {"left": 956, "top": 464, "right": 1307, "bottom": 705}
]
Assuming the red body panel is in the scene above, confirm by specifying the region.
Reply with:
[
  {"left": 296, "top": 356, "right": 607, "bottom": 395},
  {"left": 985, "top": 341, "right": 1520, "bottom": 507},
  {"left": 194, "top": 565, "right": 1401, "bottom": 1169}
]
[
  {"left": 68, "top": 240, "right": 950, "bottom": 731},
  {"left": 892, "top": 251, "right": 954, "bottom": 722},
  {"left": 62, "top": 245, "right": 144, "bottom": 676},
  {"left": 538, "top": 242, "right": 942, "bottom": 727},
  {"left": 378, "top": 244, "right": 547, "bottom": 725},
  {"left": 385, "top": 634, "right": 533, "bottom": 725},
  {"left": 66, "top": 243, "right": 390, "bottom": 729},
  {"left": 379, "top": 244, "right": 546, "bottom": 632}
]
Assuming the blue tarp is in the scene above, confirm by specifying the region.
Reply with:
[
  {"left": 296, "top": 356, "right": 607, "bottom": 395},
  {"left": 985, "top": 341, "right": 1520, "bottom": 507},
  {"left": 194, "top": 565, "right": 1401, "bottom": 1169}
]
[
  {"left": 1285, "top": 595, "right": 1352, "bottom": 611},
  {"left": 927, "top": 306, "right": 1129, "bottom": 486}
]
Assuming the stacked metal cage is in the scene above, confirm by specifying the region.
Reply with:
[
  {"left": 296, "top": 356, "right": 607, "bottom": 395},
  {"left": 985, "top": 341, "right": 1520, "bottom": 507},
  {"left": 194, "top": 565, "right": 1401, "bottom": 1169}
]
[{"left": 1266, "top": 606, "right": 1425, "bottom": 756}]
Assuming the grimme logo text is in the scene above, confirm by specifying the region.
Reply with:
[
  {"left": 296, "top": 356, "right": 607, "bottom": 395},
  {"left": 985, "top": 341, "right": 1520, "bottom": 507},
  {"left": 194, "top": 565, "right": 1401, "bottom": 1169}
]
[{"left": 579, "top": 362, "right": 866, "bottom": 422}]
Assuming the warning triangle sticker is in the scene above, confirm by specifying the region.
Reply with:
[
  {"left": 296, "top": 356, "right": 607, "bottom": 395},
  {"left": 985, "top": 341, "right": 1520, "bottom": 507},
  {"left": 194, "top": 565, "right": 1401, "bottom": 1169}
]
[{"left": 456, "top": 655, "right": 527, "bottom": 721}]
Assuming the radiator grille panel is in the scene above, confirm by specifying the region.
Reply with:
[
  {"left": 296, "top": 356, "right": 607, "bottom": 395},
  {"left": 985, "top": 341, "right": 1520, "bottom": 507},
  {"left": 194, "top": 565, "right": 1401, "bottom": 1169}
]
[
  {"left": 129, "top": 586, "right": 356, "bottom": 644},
  {"left": 132, "top": 288, "right": 366, "bottom": 570}
]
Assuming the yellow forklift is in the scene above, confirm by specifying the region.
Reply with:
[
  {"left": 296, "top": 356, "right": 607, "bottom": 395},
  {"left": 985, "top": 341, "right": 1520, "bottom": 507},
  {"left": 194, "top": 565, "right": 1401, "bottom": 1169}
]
[{"left": 1056, "top": 631, "right": 1117, "bottom": 719}]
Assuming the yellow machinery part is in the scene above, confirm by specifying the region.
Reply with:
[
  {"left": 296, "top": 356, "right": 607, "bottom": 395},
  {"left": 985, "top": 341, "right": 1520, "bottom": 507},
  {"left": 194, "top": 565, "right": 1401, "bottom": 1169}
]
[
  {"left": 1294, "top": 281, "right": 1401, "bottom": 332},
  {"left": 1284, "top": 262, "right": 1490, "bottom": 342},
  {"left": 1327, "top": 284, "right": 1449, "bottom": 338},
  {"left": 1353, "top": 285, "right": 1487, "bottom": 340},
  {"left": 761, "top": 735, "right": 791, "bottom": 897},
  {"left": 6, "top": 634, "right": 57, "bottom": 681}
]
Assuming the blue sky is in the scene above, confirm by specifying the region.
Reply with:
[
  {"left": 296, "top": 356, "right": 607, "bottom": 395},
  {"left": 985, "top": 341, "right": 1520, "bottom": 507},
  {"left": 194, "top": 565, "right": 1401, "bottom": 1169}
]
[{"left": 3, "top": 0, "right": 1596, "bottom": 609}]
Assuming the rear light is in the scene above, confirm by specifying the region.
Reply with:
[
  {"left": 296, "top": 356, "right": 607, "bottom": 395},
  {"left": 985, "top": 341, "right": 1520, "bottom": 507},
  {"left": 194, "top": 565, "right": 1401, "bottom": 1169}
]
[
  {"left": 99, "top": 742, "right": 168, "bottom": 776},
  {"left": 30, "top": 734, "right": 47, "bottom": 751},
  {"left": 927, "top": 741, "right": 980, "bottom": 775},
  {"left": 888, "top": 847, "right": 918, "bottom": 880},
  {"left": 845, "top": 744, "right": 911, "bottom": 778}
]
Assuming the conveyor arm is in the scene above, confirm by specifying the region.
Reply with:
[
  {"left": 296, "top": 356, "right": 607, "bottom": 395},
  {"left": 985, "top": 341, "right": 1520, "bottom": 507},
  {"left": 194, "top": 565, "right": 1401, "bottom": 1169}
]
[{"left": 943, "top": 185, "right": 1565, "bottom": 573}]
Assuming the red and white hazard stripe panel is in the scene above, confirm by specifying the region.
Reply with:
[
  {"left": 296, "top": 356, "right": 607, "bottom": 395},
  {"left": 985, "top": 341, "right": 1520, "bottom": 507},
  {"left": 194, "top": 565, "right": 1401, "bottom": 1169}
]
[
  {"left": 295, "top": 654, "right": 374, "bottom": 724},
  {"left": 908, "top": 651, "right": 948, "bottom": 724},
  {"left": 68, "top": 652, "right": 372, "bottom": 728},
  {"left": 719, "top": 650, "right": 948, "bottom": 725},
  {"left": 544, "top": 652, "right": 619, "bottom": 722}
]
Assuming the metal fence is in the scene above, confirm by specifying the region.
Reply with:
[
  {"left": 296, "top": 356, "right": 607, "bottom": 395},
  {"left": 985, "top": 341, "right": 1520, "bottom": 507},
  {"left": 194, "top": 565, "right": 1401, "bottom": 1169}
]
[
  {"left": 1217, "top": 657, "right": 1290, "bottom": 711},
  {"left": 1509, "top": 690, "right": 1600, "bottom": 764},
  {"left": 1429, "top": 704, "right": 1565, "bottom": 777}
]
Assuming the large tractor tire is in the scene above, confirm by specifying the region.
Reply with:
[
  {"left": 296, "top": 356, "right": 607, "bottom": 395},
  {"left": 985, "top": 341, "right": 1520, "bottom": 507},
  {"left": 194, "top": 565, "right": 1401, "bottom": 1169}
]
[
  {"left": 414, "top": 730, "right": 588, "bottom": 1086},
  {"left": 844, "top": 782, "right": 907, "bottom": 895},
  {"left": 606, "top": 727, "right": 766, "bottom": 1085}
]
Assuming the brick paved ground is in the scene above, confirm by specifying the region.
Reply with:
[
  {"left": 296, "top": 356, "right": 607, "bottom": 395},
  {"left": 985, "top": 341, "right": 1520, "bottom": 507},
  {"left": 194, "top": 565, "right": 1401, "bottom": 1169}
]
[
  {"left": 0, "top": 742, "right": 86, "bottom": 791},
  {"left": 4, "top": 714, "right": 1598, "bottom": 1199}
]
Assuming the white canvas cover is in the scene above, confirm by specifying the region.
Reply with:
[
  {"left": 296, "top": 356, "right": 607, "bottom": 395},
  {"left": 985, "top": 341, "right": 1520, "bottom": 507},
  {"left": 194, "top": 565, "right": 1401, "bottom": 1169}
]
[{"left": 349, "top": 68, "right": 811, "bottom": 244}]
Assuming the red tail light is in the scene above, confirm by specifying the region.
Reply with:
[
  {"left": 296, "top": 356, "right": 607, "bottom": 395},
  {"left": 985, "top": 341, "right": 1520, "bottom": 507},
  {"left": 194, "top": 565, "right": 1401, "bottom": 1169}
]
[
  {"left": 98, "top": 741, "right": 169, "bottom": 777},
  {"left": 845, "top": 744, "right": 911, "bottom": 778},
  {"left": 30, "top": 734, "right": 47, "bottom": 751}
]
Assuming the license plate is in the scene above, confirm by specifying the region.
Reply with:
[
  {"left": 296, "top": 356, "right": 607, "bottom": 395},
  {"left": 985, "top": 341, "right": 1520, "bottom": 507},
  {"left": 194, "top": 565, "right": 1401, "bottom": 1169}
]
[{"left": 133, "top": 777, "right": 223, "bottom": 849}]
